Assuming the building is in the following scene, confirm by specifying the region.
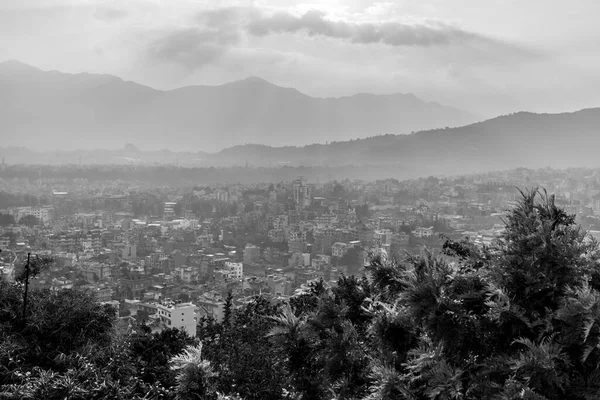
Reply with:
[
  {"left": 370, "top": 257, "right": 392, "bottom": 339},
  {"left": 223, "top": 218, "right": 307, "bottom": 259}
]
[
  {"left": 224, "top": 261, "right": 243, "bottom": 279},
  {"left": 273, "top": 215, "right": 289, "bottom": 230},
  {"left": 243, "top": 244, "right": 260, "bottom": 264},
  {"left": 289, "top": 239, "right": 305, "bottom": 254},
  {"left": 267, "top": 274, "right": 290, "bottom": 296},
  {"left": 84, "top": 262, "right": 111, "bottom": 282},
  {"left": 10, "top": 206, "right": 54, "bottom": 224},
  {"left": 412, "top": 226, "right": 434, "bottom": 238},
  {"left": 157, "top": 301, "right": 197, "bottom": 337},
  {"left": 0, "top": 237, "right": 10, "bottom": 248},
  {"left": 164, "top": 202, "right": 177, "bottom": 219},
  {"left": 292, "top": 177, "right": 313, "bottom": 208},
  {"left": 331, "top": 242, "right": 349, "bottom": 258},
  {"left": 122, "top": 244, "right": 137, "bottom": 260},
  {"left": 374, "top": 229, "right": 393, "bottom": 246},
  {"left": 196, "top": 294, "right": 226, "bottom": 322},
  {"left": 315, "top": 214, "right": 338, "bottom": 228}
]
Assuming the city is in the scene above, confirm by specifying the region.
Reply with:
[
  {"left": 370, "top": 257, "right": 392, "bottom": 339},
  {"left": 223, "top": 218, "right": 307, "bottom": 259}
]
[
  {"left": 3, "top": 167, "right": 600, "bottom": 339},
  {"left": 3, "top": 1, "right": 600, "bottom": 397}
]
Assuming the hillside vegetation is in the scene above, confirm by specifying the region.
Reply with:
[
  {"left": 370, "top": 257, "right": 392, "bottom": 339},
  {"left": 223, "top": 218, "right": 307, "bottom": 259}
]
[{"left": 2, "top": 188, "right": 600, "bottom": 399}]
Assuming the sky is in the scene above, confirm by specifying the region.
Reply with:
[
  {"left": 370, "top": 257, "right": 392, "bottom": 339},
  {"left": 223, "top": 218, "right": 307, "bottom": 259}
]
[{"left": 2, "top": 0, "right": 600, "bottom": 117}]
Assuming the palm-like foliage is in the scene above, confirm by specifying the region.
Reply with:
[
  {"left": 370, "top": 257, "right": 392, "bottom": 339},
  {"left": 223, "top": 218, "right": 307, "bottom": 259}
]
[
  {"left": 363, "top": 301, "right": 417, "bottom": 367},
  {"left": 364, "top": 362, "right": 413, "bottom": 400},
  {"left": 267, "top": 304, "right": 308, "bottom": 349},
  {"left": 555, "top": 282, "right": 600, "bottom": 364},
  {"left": 493, "top": 188, "right": 597, "bottom": 318},
  {"left": 170, "top": 342, "right": 218, "bottom": 400},
  {"left": 267, "top": 304, "right": 323, "bottom": 399},
  {"left": 510, "top": 336, "right": 571, "bottom": 398}
]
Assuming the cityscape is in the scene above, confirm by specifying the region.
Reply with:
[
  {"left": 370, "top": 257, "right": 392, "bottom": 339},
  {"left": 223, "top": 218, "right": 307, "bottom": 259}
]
[
  {"left": 3, "top": 166, "right": 600, "bottom": 339},
  {"left": 3, "top": 0, "right": 600, "bottom": 398}
]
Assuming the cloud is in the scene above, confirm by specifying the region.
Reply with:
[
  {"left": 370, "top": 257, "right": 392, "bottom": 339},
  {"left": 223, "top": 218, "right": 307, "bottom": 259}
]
[
  {"left": 246, "top": 9, "right": 487, "bottom": 47},
  {"left": 144, "top": 6, "right": 540, "bottom": 72},
  {"left": 147, "top": 27, "right": 240, "bottom": 70},
  {"left": 146, "top": 7, "right": 248, "bottom": 70}
]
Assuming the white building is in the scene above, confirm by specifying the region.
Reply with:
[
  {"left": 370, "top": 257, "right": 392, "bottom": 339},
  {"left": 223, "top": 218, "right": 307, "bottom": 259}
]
[
  {"left": 412, "top": 226, "right": 434, "bottom": 238},
  {"left": 157, "top": 302, "right": 197, "bottom": 337},
  {"left": 196, "top": 294, "right": 226, "bottom": 322},
  {"left": 331, "top": 242, "right": 349, "bottom": 258},
  {"left": 11, "top": 206, "right": 54, "bottom": 224}
]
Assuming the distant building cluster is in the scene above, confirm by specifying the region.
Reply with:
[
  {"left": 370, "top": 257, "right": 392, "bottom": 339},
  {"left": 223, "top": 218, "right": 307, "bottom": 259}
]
[{"left": 4, "top": 168, "right": 593, "bottom": 336}]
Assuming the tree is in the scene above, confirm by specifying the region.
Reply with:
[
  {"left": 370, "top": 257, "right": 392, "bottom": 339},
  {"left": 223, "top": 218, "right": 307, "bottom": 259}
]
[
  {"left": 19, "top": 215, "right": 40, "bottom": 227},
  {"left": 170, "top": 343, "right": 218, "bottom": 399},
  {"left": 223, "top": 291, "right": 233, "bottom": 327},
  {"left": 0, "top": 279, "right": 117, "bottom": 378},
  {"left": 198, "top": 296, "right": 290, "bottom": 400}
]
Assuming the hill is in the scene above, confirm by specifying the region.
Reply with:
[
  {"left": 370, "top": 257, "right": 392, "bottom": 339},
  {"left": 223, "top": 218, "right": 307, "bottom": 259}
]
[
  {"left": 2, "top": 108, "right": 600, "bottom": 178},
  {"left": 0, "top": 60, "right": 476, "bottom": 152},
  {"left": 205, "top": 108, "right": 600, "bottom": 172}
]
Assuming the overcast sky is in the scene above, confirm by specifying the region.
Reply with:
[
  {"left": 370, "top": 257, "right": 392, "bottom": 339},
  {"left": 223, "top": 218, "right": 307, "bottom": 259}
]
[{"left": 2, "top": 0, "right": 600, "bottom": 117}]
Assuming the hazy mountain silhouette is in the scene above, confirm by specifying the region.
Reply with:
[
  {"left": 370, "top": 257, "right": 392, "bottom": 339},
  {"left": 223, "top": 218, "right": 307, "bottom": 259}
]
[
  {"left": 0, "top": 60, "right": 477, "bottom": 151},
  {"left": 204, "top": 108, "right": 600, "bottom": 174},
  {"left": 2, "top": 108, "right": 600, "bottom": 179}
]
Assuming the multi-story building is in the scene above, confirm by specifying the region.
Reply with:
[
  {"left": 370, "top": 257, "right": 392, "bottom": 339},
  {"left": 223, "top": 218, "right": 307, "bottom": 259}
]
[
  {"left": 10, "top": 206, "right": 54, "bottom": 224},
  {"left": 331, "top": 242, "right": 349, "bottom": 258},
  {"left": 292, "top": 178, "right": 313, "bottom": 208},
  {"left": 84, "top": 262, "right": 111, "bottom": 282},
  {"left": 164, "top": 202, "right": 177, "bottom": 220},
  {"left": 273, "top": 215, "right": 289, "bottom": 230},
  {"left": 48, "top": 233, "right": 81, "bottom": 253},
  {"left": 374, "top": 229, "right": 393, "bottom": 246},
  {"left": 196, "top": 294, "right": 226, "bottom": 322},
  {"left": 122, "top": 244, "right": 137, "bottom": 260},
  {"left": 224, "top": 261, "right": 243, "bottom": 280},
  {"left": 315, "top": 214, "right": 338, "bottom": 228},
  {"left": 157, "top": 301, "right": 197, "bottom": 337},
  {"left": 412, "top": 226, "right": 434, "bottom": 238}
]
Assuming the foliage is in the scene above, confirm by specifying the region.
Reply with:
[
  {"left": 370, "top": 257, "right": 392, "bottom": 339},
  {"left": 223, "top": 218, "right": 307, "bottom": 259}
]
[{"left": 18, "top": 215, "right": 39, "bottom": 227}]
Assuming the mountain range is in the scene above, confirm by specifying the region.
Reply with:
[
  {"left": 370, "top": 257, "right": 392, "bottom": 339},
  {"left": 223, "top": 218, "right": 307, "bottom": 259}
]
[
  {"left": 2, "top": 107, "right": 600, "bottom": 181},
  {"left": 0, "top": 60, "right": 477, "bottom": 152}
]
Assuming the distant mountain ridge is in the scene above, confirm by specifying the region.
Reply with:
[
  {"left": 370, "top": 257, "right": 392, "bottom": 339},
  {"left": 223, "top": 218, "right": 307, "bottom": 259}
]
[
  {"left": 0, "top": 60, "right": 478, "bottom": 151},
  {"left": 3, "top": 108, "right": 600, "bottom": 180}
]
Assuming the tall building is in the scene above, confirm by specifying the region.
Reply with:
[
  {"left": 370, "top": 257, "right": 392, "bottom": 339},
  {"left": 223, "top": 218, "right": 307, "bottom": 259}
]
[{"left": 292, "top": 177, "right": 313, "bottom": 208}]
